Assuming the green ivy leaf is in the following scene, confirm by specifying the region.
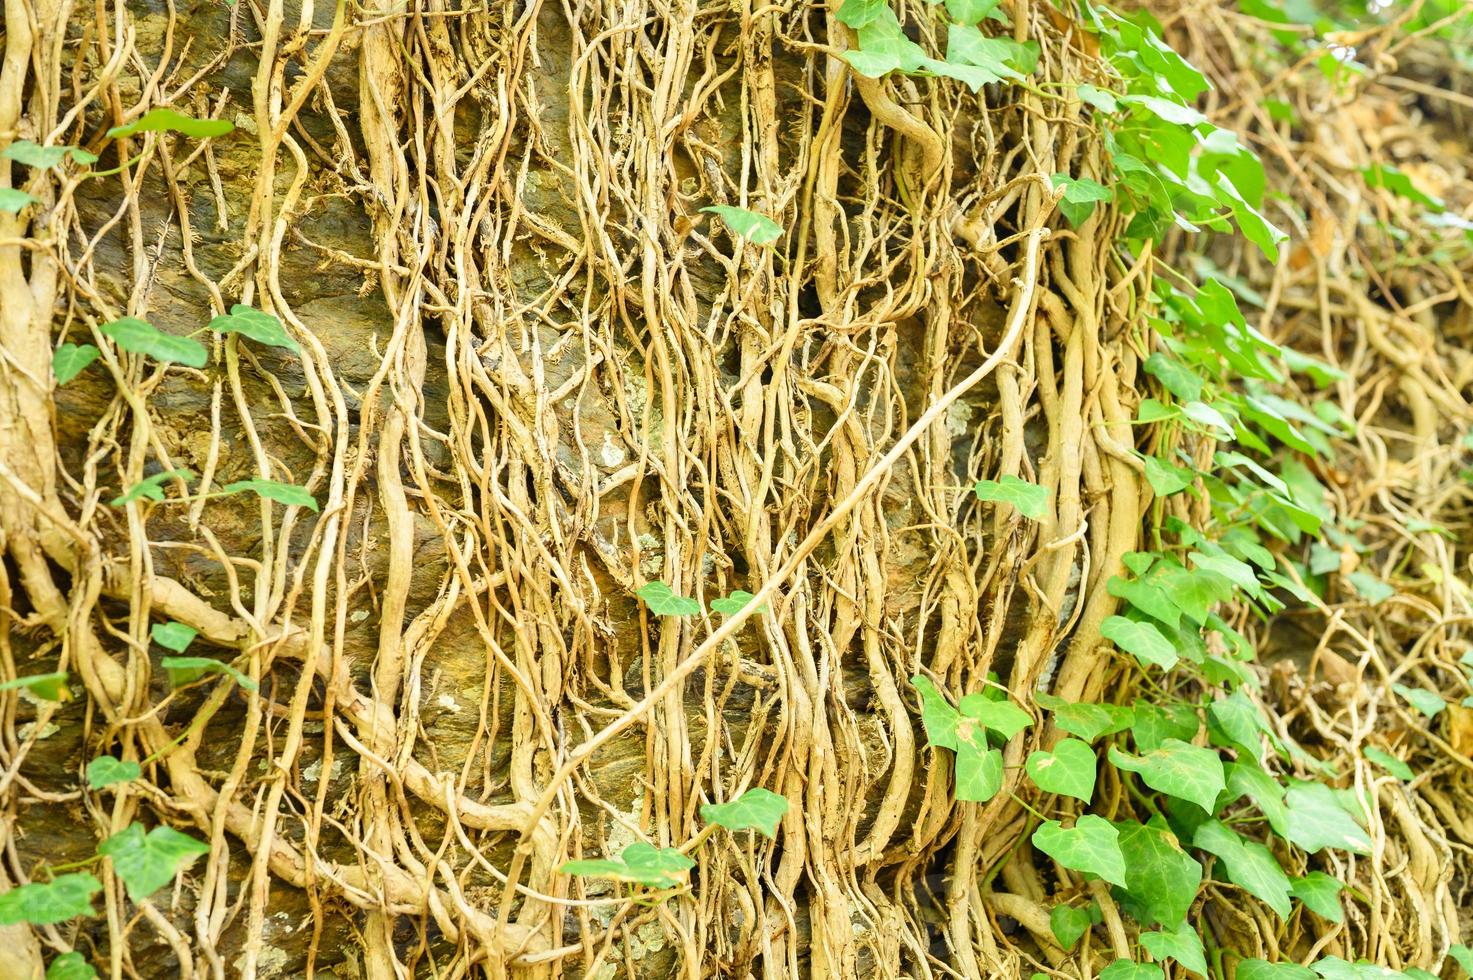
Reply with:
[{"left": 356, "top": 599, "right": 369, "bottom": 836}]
[
  {"left": 3, "top": 141, "right": 96, "bottom": 168},
  {"left": 106, "top": 108, "right": 234, "bottom": 140},
  {"left": 160, "top": 656, "right": 259, "bottom": 692},
  {"left": 1025, "top": 738, "right": 1096, "bottom": 802},
  {"left": 207, "top": 304, "right": 300, "bottom": 353},
  {"left": 52, "top": 343, "right": 100, "bottom": 385},
  {"left": 1140, "top": 922, "right": 1207, "bottom": 978},
  {"left": 1362, "top": 746, "right": 1412, "bottom": 781},
  {"left": 45, "top": 951, "right": 98, "bottom": 980},
  {"left": 1347, "top": 570, "right": 1395, "bottom": 606},
  {"left": 1143, "top": 352, "right": 1203, "bottom": 401},
  {"left": 1362, "top": 164, "right": 1444, "bottom": 211},
  {"left": 0, "top": 874, "right": 102, "bottom": 926},
  {"left": 1115, "top": 818, "right": 1201, "bottom": 929},
  {"left": 1226, "top": 762, "right": 1289, "bottom": 837},
  {"left": 98, "top": 823, "right": 210, "bottom": 902},
  {"left": 222, "top": 479, "right": 319, "bottom": 512},
  {"left": 1109, "top": 739, "right": 1223, "bottom": 813},
  {"left": 98, "top": 317, "right": 208, "bottom": 367},
  {"left": 1077, "top": 84, "right": 1119, "bottom": 113},
  {"left": 844, "top": 30, "right": 928, "bottom": 77},
  {"left": 1448, "top": 946, "right": 1473, "bottom": 977},
  {"left": 1101, "top": 615, "right": 1177, "bottom": 670},
  {"left": 955, "top": 741, "right": 1003, "bottom": 802},
  {"left": 1051, "top": 173, "right": 1114, "bottom": 226},
  {"left": 1036, "top": 692, "right": 1133, "bottom": 743},
  {"left": 1192, "top": 819, "right": 1291, "bottom": 918},
  {"left": 944, "top": 0, "right": 1001, "bottom": 24},
  {"left": 1310, "top": 958, "right": 1404, "bottom": 980},
  {"left": 1290, "top": 871, "right": 1344, "bottom": 923},
  {"left": 1142, "top": 454, "right": 1196, "bottom": 497},
  {"left": 150, "top": 621, "right": 197, "bottom": 653},
  {"left": 700, "top": 787, "right": 787, "bottom": 838},
  {"left": 835, "top": 0, "right": 887, "bottom": 28},
  {"left": 636, "top": 581, "right": 701, "bottom": 617},
  {"left": 1099, "top": 961, "right": 1164, "bottom": 980},
  {"left": 560, "top": 842, "right": 695, "bottom": 888},
  {"left": 86, "top": 756, "right": 141, "bottom": 790},
  {"left": 111, "top": 468, "right": 192, "bottom": 506},
  {"left": 1283, "top": 782, "right": 1370, "bottom": 854},
  {"left": 0, "top": 187, "right": 41, "bottom": 213},
  {"left": 1032, "top": 815, "right": 1127, "bottom": 887},
  {"left": 1209, "top": 690, "right": 1266, "bottom": 756},
  {"left": 1107, "top": 574, "right": 1181, "bottom": 630},
  {"left": 973, "top": 475, "right": 1049, "bottom": 519},
  {"left": 912, "top": 675, "right": 961, "bottom": 750},
  {"left": 1238, "top": 962, "right": 1317, "bottom": 980},
  {"left": 1130, "top": 701, "right": 1200, "bottom": 753},
  {"left": 0, "top": 671, "right": 70, "bottom": 702},
  {"left": 1392, "top": 683, "right": 1444, "bottom": 718},
  {"left": 1049, "top": 903, "right": 1092, "bottom": 949},
  {"left": 960, "top": 691, "right": 1032, "bottom": 739},
  {"left": 701, "top": 205, "right": 783, "bottom": 245},
  {"left": 709, "top": 590, "right": 766, "bottom": 616}
]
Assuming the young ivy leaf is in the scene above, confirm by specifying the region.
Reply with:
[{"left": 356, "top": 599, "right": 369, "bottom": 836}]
[
  {"left": 2, "top": 140, "right": 97, "bottom": 168},
  {"left": 106, "top": 108, "right": 234, "bottom": 141},
  {"left": 98, "top": 317, "right": 208, "bottom": 367},
  {"left": 1115, "top": 818, "right": 1201, "bottom": 929},
  {"left": 1447, "top": 946, "right": 1473, "bottom": 977},
  {"left": 1035, "top": 692, "right": 1133, "bottom": 743},
  {"left": 1025, "top": 738, "right": 1096, "bottom": 802},
  {"left": 1050, "top": 173, "right": 1114, "bottom": 227},
  {"left": 1192, "top": 819, "right": 1292, "bottom": 918},
  {"left": 1347, "top": 570, "right": 1395, "bottom": 606},
  {"left": 0, "top": 187, "right": 42, "bottom": 213},
  {"left": 111, "top": 469, "right": 193, "bottom": 507},
  {"left": 0, "top": 671, "right": 70, "bottom": 703},
  {"left": 150, "top": 621, "right": 197, "bottom": 653},
  {"left": 44, "top": 951, "right": 98, "bottom": 980},
  {"left": 700, "top": 787, "right": 787, "bottom": 838},
  {"left": 0, "top": 874, "right": 102, "bottom": 926},
  {"left": 834, "top": 0, "right": 887, "bottom": 29},
  {"left": 636, "top": 581, "right": 701, "bottom": 617},
  {"left": 1048, "top": 903, "right": 1092, "bottom": 949},
  {"left": 1143, "top": 352, "right": 1203, "bottom": 401},
  {"left": 1237, "top": 962, "right": 1317, "bottom": 980},
  {"left": 1032, "top": 815, "right": 1127, "bottom": 887},
  {"left": 1282, "top": 782, "right": 1370, "bottom": 855},
  {"left": 1290, "top": 871, "right": 1344, "bottom": 923},
  {"left": 944, "top": 0, "right": 1002, "bottom": 25},
  {"left": 86, "top": 756, "right": 142, "bottom": 790},
  {"left": 97, "top": 823, "right": 210, "bottom": 902},
  {"left": 1391, "top": 683, "right": 1444, "bottom": 718},
  {"left": 709, "top": 590, "right": 766, "bottom": 617},
  {"left": 1110, "top": 739, "right": 1224, "bottom": 814},
  {"left": 207, "top": 304, "right": 300, "bottom": 353},
  {"left": 959, "top": 691, "right": 1032, "bottom": 740},
  {"left": 53, "top": 343, "right": 100, "bottom": 385},
  {"left": 1100, "top": 615, "right": 1177, "bottom": 670},
  {"left": 912, "top": 675, "right": 961, "bottom": 750},
  {"left": 1141, "top": 454, "right": 1196, "bottom": 497},
  {"left": 954, "top": 740, "right": 1003, "bottom": 803},
  {"left": 700, "top": 206, "right": 783, "bottom": 245},
  {"left": 560, "top": 842, "right": 695, "bottom": 889},
  {"left": 1361, "top": 746, "right": 1413, "bottom": 781},
  {"left": 1099, "top": 960, "right": 1164, "bottom": 980},
  {"left": 222, "top": 479, "right": 319, "bottom": 512},
  {"left": 1139, "top": 922, "right": 1207, "bottom": 979},
  {"left": 973, "top": 475, "right": 1049, "bottom": 519},
  {"left": 159, "top": 656, "right": 259, "bottom": 693}
]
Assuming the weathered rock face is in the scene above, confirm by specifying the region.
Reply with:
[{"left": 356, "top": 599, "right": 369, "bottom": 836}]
[{"left": 4, "top": 0, "right": 1110, "bottom": 974}]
